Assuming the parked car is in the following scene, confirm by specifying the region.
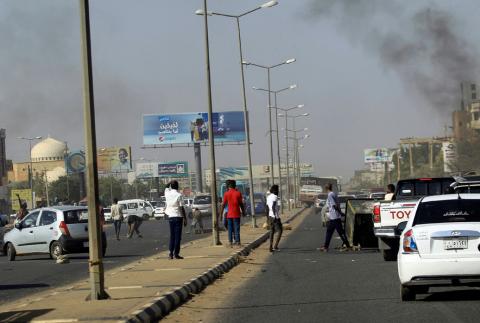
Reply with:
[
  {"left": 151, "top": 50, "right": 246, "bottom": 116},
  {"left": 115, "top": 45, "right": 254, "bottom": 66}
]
[
  {"left": 103, "top": 207, "right": 112, "bottom": 222},
  {"left": 154, "top": 201, "right": 167, "bottom": 220},
  {"left": 192, "top": 195, "right": 212, "bottom": 216},
  {"left": 398, "top": 194, "right": 480, "bottom": 301},
  {"left": 118, "top": 199, "right": 154, "bottom": 221},
  {"left": 245, "top": 193, "right": 267, "bottom": 216},
  {"left": 2, "top": 206, "right": 107, "bottom": 261}
]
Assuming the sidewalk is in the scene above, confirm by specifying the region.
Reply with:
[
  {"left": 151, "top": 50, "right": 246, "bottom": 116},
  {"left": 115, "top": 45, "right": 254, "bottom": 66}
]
[{"left": 0, "top": 208, "right": 305, "bottom": 323}]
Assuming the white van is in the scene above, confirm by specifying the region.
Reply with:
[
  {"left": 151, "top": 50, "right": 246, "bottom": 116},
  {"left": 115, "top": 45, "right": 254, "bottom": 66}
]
[{"left": 118, "top": 199, "right": 154, "bottom": 220}]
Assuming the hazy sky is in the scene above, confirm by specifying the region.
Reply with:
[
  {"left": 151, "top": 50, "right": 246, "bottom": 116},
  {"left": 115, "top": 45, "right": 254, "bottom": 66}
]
[{"left": 2, "top": 0, "right": 479, "bottom": 180}]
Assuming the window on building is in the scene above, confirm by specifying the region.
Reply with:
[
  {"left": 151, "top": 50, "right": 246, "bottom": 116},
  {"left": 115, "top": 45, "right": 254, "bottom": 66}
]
[
  {"left": 472, "top": 92, "right": 477, "bottom": 100},
  {"left": 471, "top": 84, "right": 476, "bottom": 91},
  {"left": 474, "top": 112, "right": 480, "bottom": 121}
]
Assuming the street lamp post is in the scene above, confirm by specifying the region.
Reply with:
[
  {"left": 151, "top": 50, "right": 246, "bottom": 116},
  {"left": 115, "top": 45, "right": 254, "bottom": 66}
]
[
  {"left": 277, "top": 105, "right": 306, "bottom": 209},
  {"left": 244, "top": 58, "right": 296, "bottom": 186},
  {"left": 253, "top": 84, "right": 296, "bottom": 212},
  {"left": 195, "top": 1, "right": 277, "bottom": 228},
  {"left": 17, "top": 136, "right": 42, "bottom": 209},
  {"left": 78, "top": 0, "right": 109, "bottom": 300},
  {"left": 200, "top": 0, "right": 221, "bottom": 245}
]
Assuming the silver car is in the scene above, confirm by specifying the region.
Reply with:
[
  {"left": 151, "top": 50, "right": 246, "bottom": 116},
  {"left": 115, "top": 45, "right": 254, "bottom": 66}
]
[
  {"left": 2, "top": 206, "right": 107, "bottom": 261},
  {"left": 192, "top": 195, "right": 212, "bottom": 216}
]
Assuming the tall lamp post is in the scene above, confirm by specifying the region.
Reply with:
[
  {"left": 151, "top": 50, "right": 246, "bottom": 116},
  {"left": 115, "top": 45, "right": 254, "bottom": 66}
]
[
  {"left": 195, "top": 1, "right": 277, "bottom": 228},
  {"left": 285, "top": 129, "right": 309, "bottom": 203},
  {"left": 243, "top": 58, "right": 296, "bottom": 186},
  {"left": 253, "top": 84, "right": 296, "bottom": 212},
  {"left": 17, "top": 136, "right": 42, "bottom": 209},
  {"left": 277, "top": 105, "right": 306, "bottom": 209}
]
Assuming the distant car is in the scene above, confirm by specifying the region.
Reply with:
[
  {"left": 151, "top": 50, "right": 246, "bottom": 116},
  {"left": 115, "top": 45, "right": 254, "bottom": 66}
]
[
  {"left": 118, "top": 199, "right": 154, "bottom": 221},
  {"left": 192, "top": 195, "right": 212, "bottom": 216},
  {"left": 246, "top": 193, "right": 267, "bottom": 216},
  {"left": 103, "top": 207, "right": 112, "bottom": 222},
  {"left": 398, "top": 194, "right": 480, "bottom": 301},
  {"left": 2, "top": 206, "right": 107, "bottom": 261},
  {"left": 154, "top": 201, "right": 166, "bottom": 220}
]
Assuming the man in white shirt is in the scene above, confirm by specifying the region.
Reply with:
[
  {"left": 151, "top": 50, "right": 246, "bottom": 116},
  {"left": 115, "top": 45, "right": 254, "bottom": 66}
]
[
  {"left": 267, "top": 185, "right": 282, "bottom": 252},
  {"left": 111, "top": 198, "right": 123, "bottom": 240},
  {"left": 165, "top": 180, "right": 187, "bottom": 259},
  {"left": 320, "top": 183, "right": 350, "bottom": 252}
]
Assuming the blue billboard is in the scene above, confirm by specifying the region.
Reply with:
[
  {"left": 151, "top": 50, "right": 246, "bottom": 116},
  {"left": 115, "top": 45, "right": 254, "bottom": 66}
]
[{"left": 143, "top": 111, "right": 246, "bottom": 145}]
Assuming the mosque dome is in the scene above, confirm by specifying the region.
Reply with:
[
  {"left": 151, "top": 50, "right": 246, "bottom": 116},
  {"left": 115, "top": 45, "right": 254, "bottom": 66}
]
[{"left": 31, "top": 137, "right": 67, "bottom": 162}]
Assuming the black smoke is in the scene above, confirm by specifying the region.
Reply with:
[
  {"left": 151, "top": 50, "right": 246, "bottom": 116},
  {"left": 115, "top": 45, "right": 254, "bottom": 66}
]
[{"left": 307, "top": 0, "right": 479, "bottom": 112}]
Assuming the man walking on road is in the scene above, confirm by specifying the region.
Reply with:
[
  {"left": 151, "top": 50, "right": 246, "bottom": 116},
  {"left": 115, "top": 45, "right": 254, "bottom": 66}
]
[
  {"left": 320, "top": 183, "right": 351, "bottom": 252},
  {"left": 220, "top": 180, "right": 245, "bottom": 247},
  {"left": 111, "top": 198, "right": 123, "bottom": 240},
  {"left": 165, "top": 180, "right": 187, "bottom": 259},
  {"left": 267, "top": 185, "right": 283, "bottom": 252}
]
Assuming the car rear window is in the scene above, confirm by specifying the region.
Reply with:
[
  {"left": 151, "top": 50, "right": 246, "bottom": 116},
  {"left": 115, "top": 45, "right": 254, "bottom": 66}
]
[
  {"left": 413, "top": 199, "right": 480, "bottom": 225},
  {"left": 103, "top": 208, "right": 111, "bottom": 213},
  {"left": 194, "top": 196, "right": 211, "bottom": 204},
  {"left": 397, "top": 179, "right": 454, "bottom": 198},
  {"left": 64, "top": 209, "right": 89, "bottom": 224}
]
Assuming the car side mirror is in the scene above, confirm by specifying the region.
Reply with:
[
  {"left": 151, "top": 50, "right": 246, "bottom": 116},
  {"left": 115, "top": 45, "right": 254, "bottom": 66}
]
[
  {"left": 395, "top": 221, "right": 408, "bottom": 236},
  {"left": 15, "top": 222, "right": 22, "bottom": 230}
]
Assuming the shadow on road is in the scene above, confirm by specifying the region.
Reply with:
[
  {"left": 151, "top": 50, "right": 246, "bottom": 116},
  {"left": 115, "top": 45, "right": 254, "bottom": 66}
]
[
  {"left": 0, "top": 309, "right": 53, "bottom": 322},
  {"left": 0, "top": 283, "right": 49, "bottom": 290},
  {"left": 422, "top": 289, "right": 480, "bottom": 302}
]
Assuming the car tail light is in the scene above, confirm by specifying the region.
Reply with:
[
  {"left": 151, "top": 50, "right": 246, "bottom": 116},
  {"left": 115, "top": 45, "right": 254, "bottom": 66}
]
[
  {"left": 403, "top": 229, "right": 418, "bottom": 253},
  {"left": 373, "top": 205, "right": 381, "bottom": 223},
  {"left": 59, "top": 221, "right": 70, "bottom": 237}
]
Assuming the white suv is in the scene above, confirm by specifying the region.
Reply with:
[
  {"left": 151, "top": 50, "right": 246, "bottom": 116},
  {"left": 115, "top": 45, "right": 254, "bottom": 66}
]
[
  {"left": 398, "top": 194, "right": 480, "bottom": 301},
  {"left": 2, "top": 206, "right": 107, "bottom": 261}
]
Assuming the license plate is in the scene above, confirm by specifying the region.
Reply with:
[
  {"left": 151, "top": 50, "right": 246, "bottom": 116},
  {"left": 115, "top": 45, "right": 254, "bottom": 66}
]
[
  {"left": 83, "top": 241, "right": 89, "bottom": 248},
  {"left": 444, "top": 238, "right": 468, "bottom": 250}
]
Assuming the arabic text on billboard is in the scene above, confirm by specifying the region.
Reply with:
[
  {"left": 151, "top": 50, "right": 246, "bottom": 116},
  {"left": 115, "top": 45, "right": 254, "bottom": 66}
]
[
  {"left": 143, "top": 112, "right": 246, "bottom": 145},
  {"left": 158, "top": 162, "right": 188, "bottom": 177},
  {"left": 364, "top": 148, "right": 395, "bottom": 163},
  {"left": 97, "top": 146, "right": 132, "bottom": 173}
]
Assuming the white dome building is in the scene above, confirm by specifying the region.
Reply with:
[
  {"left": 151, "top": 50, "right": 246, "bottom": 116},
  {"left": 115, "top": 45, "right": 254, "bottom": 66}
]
[{"left": 31, "top": 137, "right": 67, "bottom": 162}]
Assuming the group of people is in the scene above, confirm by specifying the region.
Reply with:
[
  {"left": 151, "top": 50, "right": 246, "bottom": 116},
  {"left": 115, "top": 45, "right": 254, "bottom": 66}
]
[{"left": 163, "top": 179, "right": 284, "bottom": 259}]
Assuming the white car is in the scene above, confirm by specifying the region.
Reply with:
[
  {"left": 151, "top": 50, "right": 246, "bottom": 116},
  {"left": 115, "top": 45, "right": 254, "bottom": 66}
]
[
  {"left": 398, "top": 194, "right": 480, "bottom": 301},
  {"left": 154, "top": 201, "right": 166, "bottom": 220},
  {"left": 103, "top": 207, "right": 112, "bottom": 222},
  {"left": 2, "top": 206, "right": 107, "bottom": 261}
]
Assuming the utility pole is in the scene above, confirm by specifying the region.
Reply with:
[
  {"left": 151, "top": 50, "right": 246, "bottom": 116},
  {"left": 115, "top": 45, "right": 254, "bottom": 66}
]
[
  {"left": 202, "top": 0, "right": 220, "bottom": 245},
  {"left": 409, "top": 144, "right": 414, "bottom": 177},
  {"left": 79, "top": 0, "right": 109, "bottom": 300}
]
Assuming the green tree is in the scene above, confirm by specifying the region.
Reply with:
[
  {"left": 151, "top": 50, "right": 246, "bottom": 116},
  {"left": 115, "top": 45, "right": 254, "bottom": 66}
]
[{"left": 49, "top": 175, "right": 83, "bottom": 204}]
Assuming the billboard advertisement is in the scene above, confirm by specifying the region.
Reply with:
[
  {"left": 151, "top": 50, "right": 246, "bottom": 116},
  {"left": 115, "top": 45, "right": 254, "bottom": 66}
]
[
  {"left": 364, "top": 148, "right": 395, "bottom": 163},
  {"left": 136, "top": 162, "right": 158, "bottom": 179},
  {"left": 442, "top": 141, "right": 457, "bottom": 173},
  {"left": 158, "top": 161, "right": 189, "bottom": 177},
  {"left": 65, "top": 150, "right": 86, "bottom": 175},
  {"left": 143, "top": 112, "right": 246, "bottom": 145},
  {"left": 97, "top": 146, "right": 132, "bottom": 173}
]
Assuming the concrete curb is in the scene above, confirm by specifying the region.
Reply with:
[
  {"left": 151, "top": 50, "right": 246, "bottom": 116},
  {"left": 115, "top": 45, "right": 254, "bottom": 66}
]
[{"left": 126, "top": 208, "right": 306, "bottom": 323}]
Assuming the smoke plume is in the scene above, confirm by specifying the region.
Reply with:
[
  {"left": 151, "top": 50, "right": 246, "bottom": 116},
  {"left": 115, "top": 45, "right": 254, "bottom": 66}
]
[{"left": 307, "top": 0, "right": 479, "bottom": 112}]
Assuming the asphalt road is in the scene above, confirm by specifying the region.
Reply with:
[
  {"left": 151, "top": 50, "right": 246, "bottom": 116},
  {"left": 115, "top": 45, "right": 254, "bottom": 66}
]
[
  {"left": 165, "top": 210, "right": 480, "bottom": 323},
  {"left": 0, "top": 217, "right": 213, "bottom": 304}
]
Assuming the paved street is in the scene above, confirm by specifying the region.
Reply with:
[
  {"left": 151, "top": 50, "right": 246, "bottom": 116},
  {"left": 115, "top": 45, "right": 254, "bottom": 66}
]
[
  {"left": 164, "top": 209, "right": 480, "bottom": 323},
  {"left": 0, "top": 217, "right": 212, "bottom": 304}
]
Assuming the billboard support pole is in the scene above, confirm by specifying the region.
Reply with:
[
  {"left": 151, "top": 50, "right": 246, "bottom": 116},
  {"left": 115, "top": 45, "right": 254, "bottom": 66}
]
[
  {"left": 194, "top": 143, "right": 203, "bottom": 193},
  {"left": 202, "top": 0, "right": 221, "bottom": 245}
]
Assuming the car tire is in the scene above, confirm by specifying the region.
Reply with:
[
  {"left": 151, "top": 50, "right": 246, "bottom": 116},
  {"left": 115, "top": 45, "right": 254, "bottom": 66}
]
[
  {"left": 400, "top": 284, "right": 416, "bottom": 301},
  {"left": 6, "top": 243, "right": 16, "bottom": 261},
  {"left": 50, "top": 241, "right": 63, "bottom": 260},
  {"left": 382, "top": 249, "right": 397, "bottom": 261}
]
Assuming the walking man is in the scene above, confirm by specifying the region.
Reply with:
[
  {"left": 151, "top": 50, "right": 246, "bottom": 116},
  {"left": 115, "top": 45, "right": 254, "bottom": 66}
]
[
  {"left": 267, "top": 185, "right": 283, "bottom": 252},
  {"left": 165, "top": 180, "right": 187, "bottom": 259},
  {"left": 320, "top": 183, "right": 351, "bottom": 252},
  {"left": 111, "top": 198, "right": 123, "bottom": 240},
  {"left": 220, "top": 180, "right": 245, "bottom": 247}
]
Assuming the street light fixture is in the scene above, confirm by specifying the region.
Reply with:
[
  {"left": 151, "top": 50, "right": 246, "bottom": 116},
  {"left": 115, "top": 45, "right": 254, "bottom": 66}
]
[
  {"left": 195, "top": 1, "right": 278, "bottom": 228},
  {"left": 253, "top": 83, "right": 297, "bottom": 212},
  {"left": 17, "top": 136, "right": 42, "bottom": 209},
  {"left": 246, "top": 58, "right": 296, "bottom": 187}
]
